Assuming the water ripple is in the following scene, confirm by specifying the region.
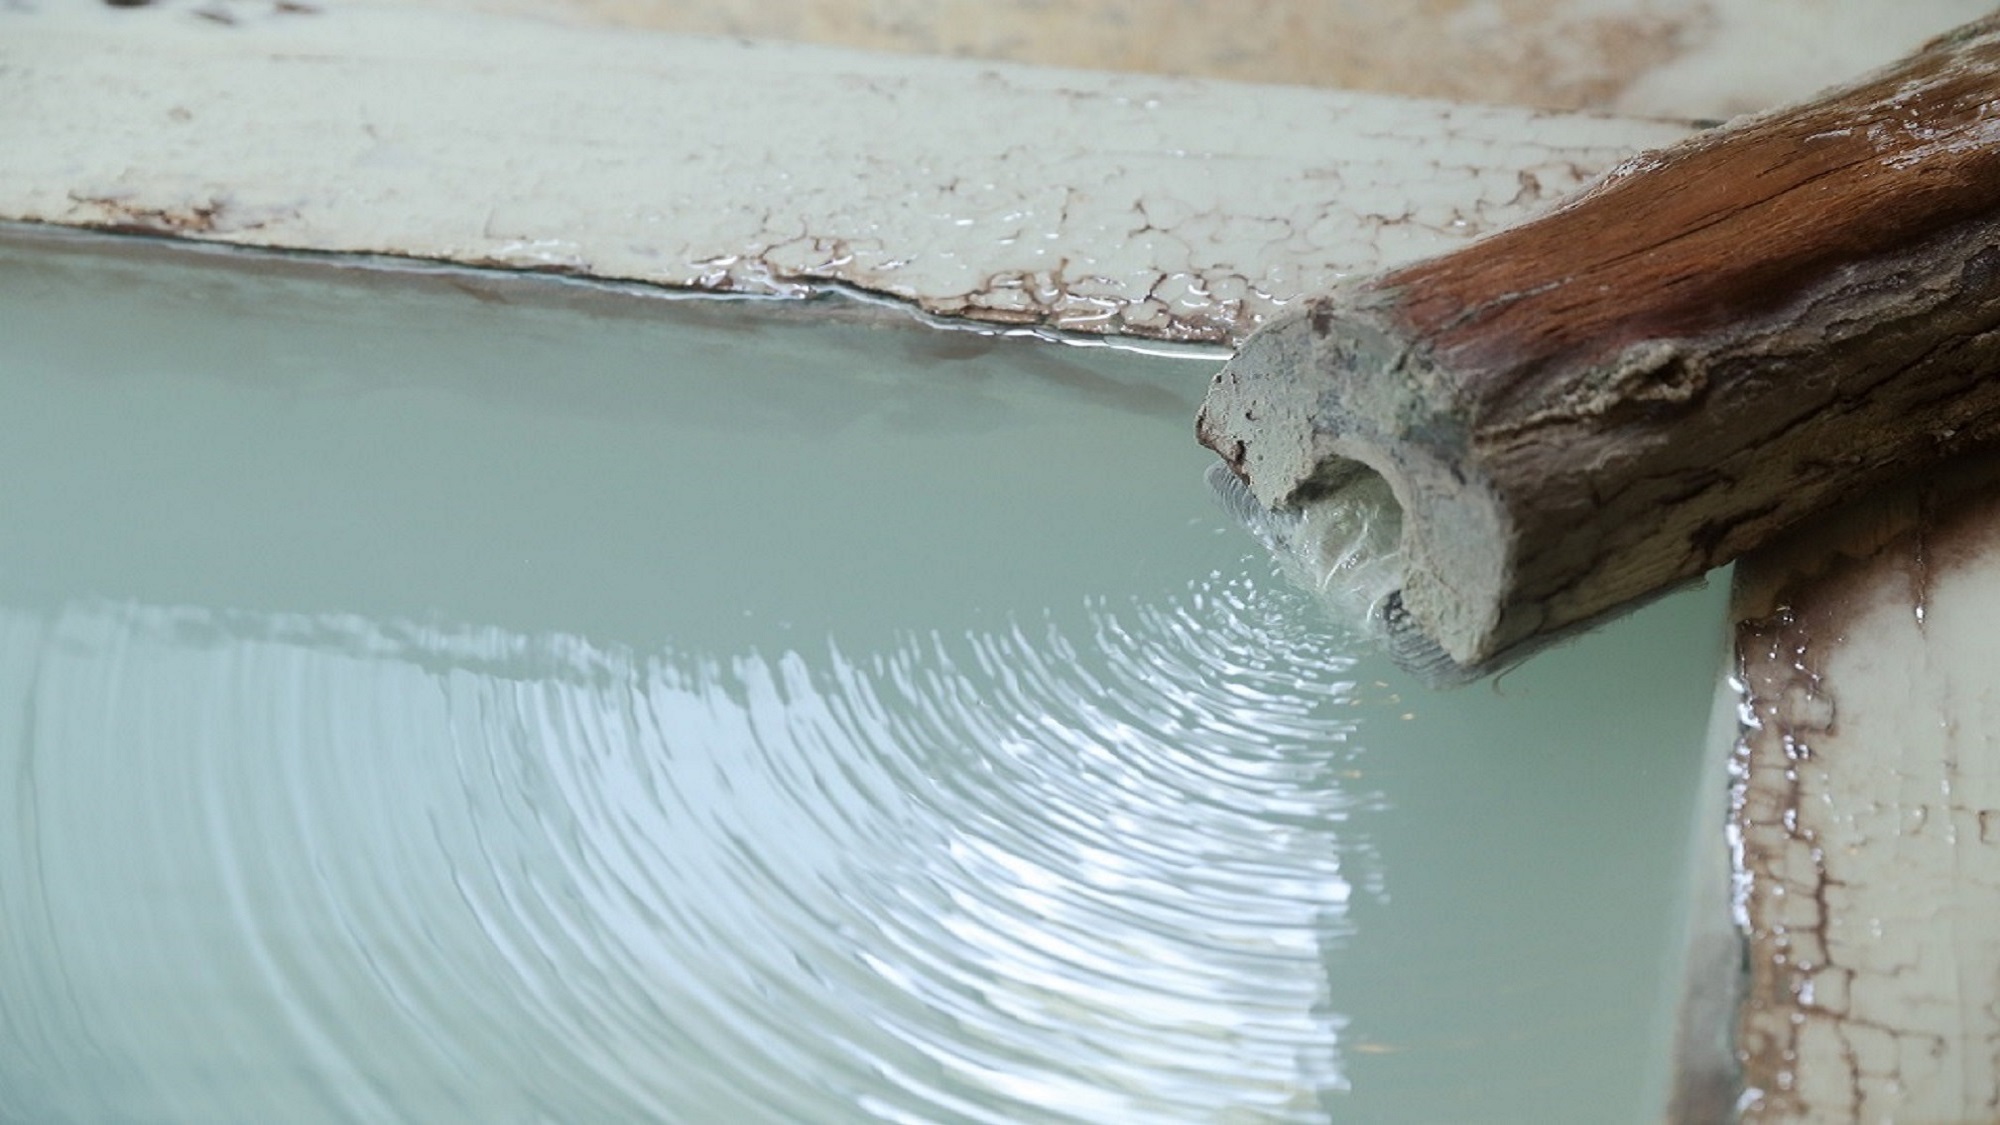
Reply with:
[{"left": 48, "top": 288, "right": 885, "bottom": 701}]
[{"left": 0, "top": 570, "right": 1381, "bottom": 1123}]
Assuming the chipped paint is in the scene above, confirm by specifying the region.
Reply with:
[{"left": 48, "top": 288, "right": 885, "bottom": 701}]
[
  {"left": 8, "top": 2, "right": 1987, "bottom": 341},
  {"left": 0, "top": 2, "right": 1690, "bottom": 344},
  {"left": 1731, "top": 454, "right": 2000, "bottom": 1123}
]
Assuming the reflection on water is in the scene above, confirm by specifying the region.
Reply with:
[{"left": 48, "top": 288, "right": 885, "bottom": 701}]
[
  {"left": 0, "top": 232, "right": 1726, "bottom": 1122},
  {"left": 1, "top": 579, "right": 1365, "bottom": 1122},
  {"left": 1206, "top": 462, "right": 1405, "bottom": 646}
]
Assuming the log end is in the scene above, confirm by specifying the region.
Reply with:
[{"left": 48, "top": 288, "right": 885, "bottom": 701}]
[{"left": 1196, "top": 294, "right": 1517, "bottom": 682}]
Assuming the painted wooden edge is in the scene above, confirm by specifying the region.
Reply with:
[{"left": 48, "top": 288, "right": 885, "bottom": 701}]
[
  {"left": 1665, "top": 667, "right": 1758, "bottom": 1124},
  {"left": 0, "top": 1, "right": 1689, "bottom": 345},
  {"left": 1728, "top": 448, "right": 2000, "bottom": 1122}
]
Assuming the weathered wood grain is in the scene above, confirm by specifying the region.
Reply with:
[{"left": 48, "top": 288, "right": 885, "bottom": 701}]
[{"left": 1199, "top": 14, "right": 2000, "bottom": 679}]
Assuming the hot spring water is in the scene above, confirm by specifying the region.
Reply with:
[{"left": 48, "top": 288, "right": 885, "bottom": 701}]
[{"left": 0, "top": 234, "right": 1727, "bottom": 1122}]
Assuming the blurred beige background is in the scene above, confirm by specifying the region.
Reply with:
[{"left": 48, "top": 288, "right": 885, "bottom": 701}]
[{"left": 450, "top": 0, "right": 1994, "bottom": 117}]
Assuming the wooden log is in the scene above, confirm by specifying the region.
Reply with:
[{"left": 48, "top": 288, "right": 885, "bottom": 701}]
[{"left": 1197, "top": 13, "right": 2000, "bottom": 681}]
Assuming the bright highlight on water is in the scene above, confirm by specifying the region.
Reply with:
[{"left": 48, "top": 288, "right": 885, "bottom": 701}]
[
  {"left": 1207, "top": 462, "right": 1406, "bottom": 646},
  {"left": 0, "top": 232, "right": 1726, "bottom": 1123}
]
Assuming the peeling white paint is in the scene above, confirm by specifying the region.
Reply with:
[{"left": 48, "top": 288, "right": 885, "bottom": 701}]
[
  {"left": 0, "top": 1, "right": 1690, "bottom": 343},
  {"left": 1732, "top": 460, "right": 2000, "bottom": 1123}
]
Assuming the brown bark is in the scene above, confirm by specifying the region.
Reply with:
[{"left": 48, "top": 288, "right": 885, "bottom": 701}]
[{"left": 1197, "top": 14, "right": 2000, "bottom": 681}]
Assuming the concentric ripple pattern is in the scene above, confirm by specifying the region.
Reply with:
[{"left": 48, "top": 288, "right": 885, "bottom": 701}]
[{"left": 0, "top": 572, "right": 1380, "bottom": 1123}]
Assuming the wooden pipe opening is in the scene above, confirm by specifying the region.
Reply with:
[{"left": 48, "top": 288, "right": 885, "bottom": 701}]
[{"left": 1200, "top": 13, "right": 2000, "bottom": 682}]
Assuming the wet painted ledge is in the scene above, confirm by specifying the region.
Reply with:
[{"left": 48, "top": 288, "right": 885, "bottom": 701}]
[
  {"left": 1729, "top": 452, "right": 2000, "bottom": 1123},
  {"left": 0, "top": 0, "right": 1690, "bottom": 345}
]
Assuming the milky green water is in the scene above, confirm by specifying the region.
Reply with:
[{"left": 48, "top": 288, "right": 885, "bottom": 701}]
[{"left": 0, "top": 233, "right": 1729, "bottom": 1123}]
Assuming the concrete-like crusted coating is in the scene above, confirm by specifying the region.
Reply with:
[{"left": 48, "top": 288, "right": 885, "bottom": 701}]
[
  {"left": 0, "top": 1, "right": 1689, "bottom": 344},
  {"left": 1198, "top": 291, "right": 1514, "bottom": 677},
  {"left": 1199, "top": 13, "right": 2000, "bottom": 679}
]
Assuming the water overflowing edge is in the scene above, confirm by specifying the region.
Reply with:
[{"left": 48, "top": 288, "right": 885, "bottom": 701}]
[{"left": 0, "top": 221, "right": 1230, "bottom": 365}]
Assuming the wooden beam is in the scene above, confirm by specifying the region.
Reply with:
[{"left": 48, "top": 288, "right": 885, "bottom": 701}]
[{"left": 1198, "top": 14, "right": 2000, "bottom": 680}]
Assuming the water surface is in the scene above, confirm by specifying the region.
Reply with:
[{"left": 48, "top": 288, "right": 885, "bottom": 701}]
[{"left": 0, "top": 234, "right": 1727, "bottom": 1122}]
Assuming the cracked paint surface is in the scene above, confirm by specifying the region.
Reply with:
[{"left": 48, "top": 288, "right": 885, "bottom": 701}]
[
  {"left": 1732, "top": 457, "right": 2000, "bottom": 1123},
  {"left": 0, "top": 1, "right": 1690, "bottom": 344}
]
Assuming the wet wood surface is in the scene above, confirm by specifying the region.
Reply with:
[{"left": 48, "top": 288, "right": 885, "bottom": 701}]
[{"left": 1199, "top": 14, "right": 2000, "bottom": 677}]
